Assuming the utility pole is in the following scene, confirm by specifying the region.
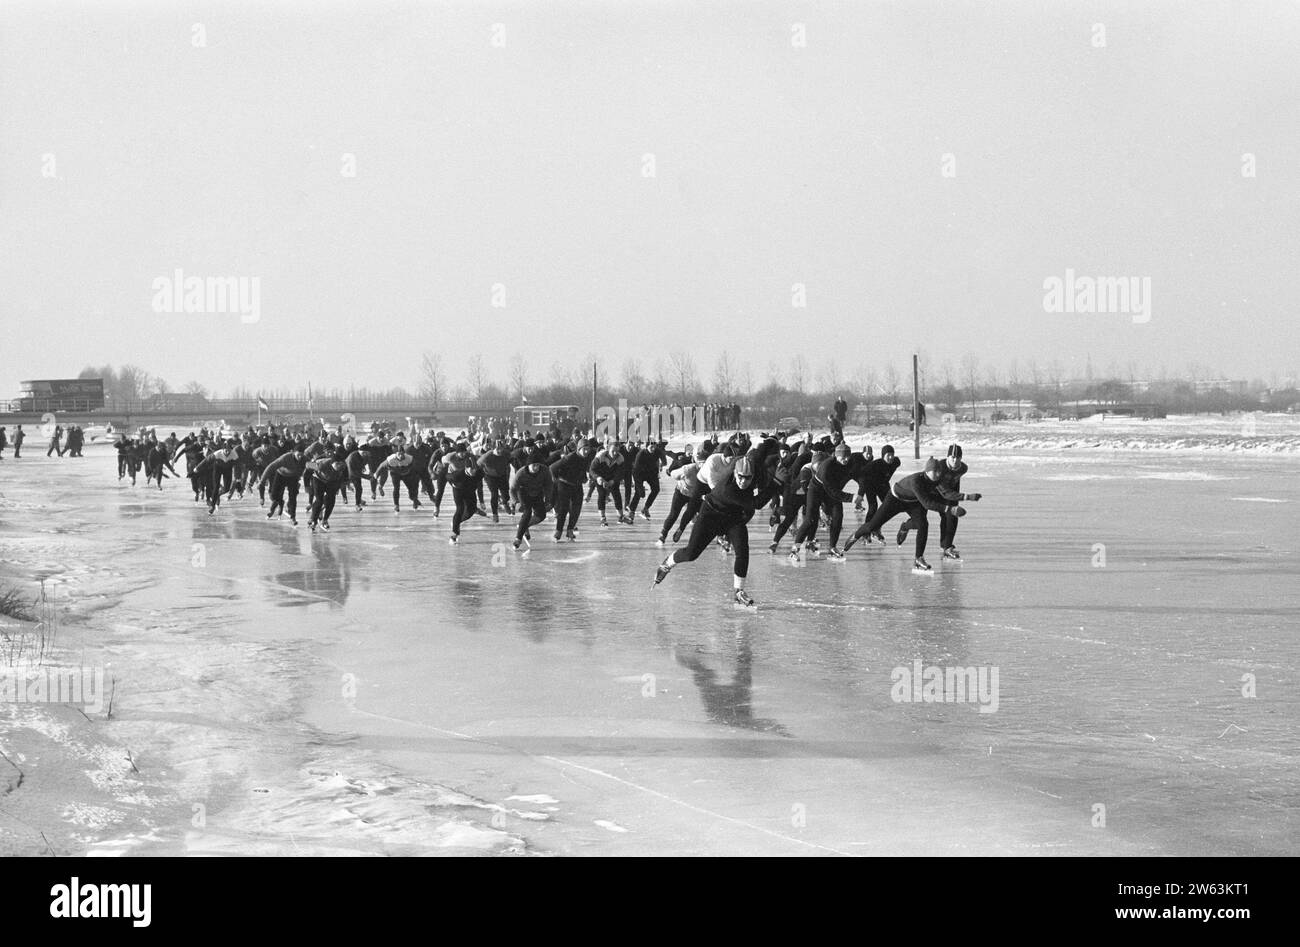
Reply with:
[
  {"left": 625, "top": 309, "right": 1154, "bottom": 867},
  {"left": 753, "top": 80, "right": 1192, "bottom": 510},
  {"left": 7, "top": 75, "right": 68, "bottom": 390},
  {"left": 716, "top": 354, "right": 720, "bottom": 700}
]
[
  {"left": 591, "top": 362, "right": 597, "bottom": 436},
  {"left": 913, "top": 354, "right": 921, "bottom": 460}
]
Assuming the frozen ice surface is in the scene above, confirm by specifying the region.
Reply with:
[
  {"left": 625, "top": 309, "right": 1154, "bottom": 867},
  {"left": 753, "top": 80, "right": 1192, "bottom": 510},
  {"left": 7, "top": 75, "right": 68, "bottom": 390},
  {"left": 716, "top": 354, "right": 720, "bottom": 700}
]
[{"left": 1, "top": 445, "right": 1296, "bottom": 855}]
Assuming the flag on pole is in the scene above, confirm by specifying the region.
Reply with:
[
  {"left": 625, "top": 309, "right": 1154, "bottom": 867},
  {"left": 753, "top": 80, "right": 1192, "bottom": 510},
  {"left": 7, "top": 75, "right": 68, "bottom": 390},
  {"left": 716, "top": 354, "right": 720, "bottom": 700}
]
[{"left": 257, "top": 396, "right": 270, "bottom": 412}]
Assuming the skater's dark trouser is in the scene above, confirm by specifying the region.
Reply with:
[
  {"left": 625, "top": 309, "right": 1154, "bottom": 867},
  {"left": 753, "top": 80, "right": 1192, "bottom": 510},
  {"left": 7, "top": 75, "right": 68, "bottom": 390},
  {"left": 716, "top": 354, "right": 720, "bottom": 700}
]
[
  {"left": 419, "top": 469, "right": 435, "bottom": 502},
  {"left": 939, "top": 510, "right": 959, "bottom": 548},
  {"left": 857, "top": 484, "right": 887, "bottom": 519},
  {"left": 753, "top": 481, "right": 781, "bottom": 512},
  {"left": 249, "top": 466, "right": 266, "bottom": 501},
  {"left": 310, "top": 482, "right": 339, "bottom": 525},
  {"left": 270, "top": 473, "right": 300, "bottom": 520},
  {"left": 596, "top": 483, "right": 623, "bottom": 519},
  {"left": 630, "top": 476, "right": 659, "bottom": 516},
  {"left": 433, "top": 472, "right": 447, "bottom": 508},
  {"left": 484, "top": 475, "right": 509, "bottom": 515},
  {"left": 772, "top": 490, "right": 803, "bottom": 545},
  {"left": 553, "top": 482, "right": 582, "bottom": 535},
  {"left": 451, "top": 484, "right": 478, "bottom": 535},
  {"left": 660, "top": 489, "right": 690, "bottom": 537},
  {"left": 794, "top": 482, "right": 842, "bottom": 548},
  {"left": 851, "top": 495, "right": 928, "bottom": 557},
  {"left": 391, "top": 473, "right": 419, "bottom": 508},
  {"left": 516, "top": 497, "right": 546, "bottom": 541},
  {"left": 671, "top": 509, "right": 750, "bottom": 579},
  {"left": 349, "top": 473, "right": 365, "bottom": 506},
  {"left": 675, "top": 490, "right": 705, "bottom": 535},
  {"left": 205, "top": 471, "right": 223, "bottom": 512}
]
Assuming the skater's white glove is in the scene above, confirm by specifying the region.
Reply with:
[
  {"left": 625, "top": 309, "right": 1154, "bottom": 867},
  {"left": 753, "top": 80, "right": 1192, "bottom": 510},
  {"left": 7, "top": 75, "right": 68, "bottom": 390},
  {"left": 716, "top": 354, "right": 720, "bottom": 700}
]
[{"left": 962, "top": 492, "right": 981, "bottom": 501}]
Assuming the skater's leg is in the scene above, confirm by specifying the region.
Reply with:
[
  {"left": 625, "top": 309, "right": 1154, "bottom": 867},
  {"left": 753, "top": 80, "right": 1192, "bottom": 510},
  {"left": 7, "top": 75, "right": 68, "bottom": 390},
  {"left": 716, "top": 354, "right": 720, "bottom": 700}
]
[
  {"left": 913, "top": 512, "right": 930, "bottom": 559},
  {"left": 793, "top": 485, "right": 823, "bottom": 546},
  {"left": 670, "top": 512, "right": 722, "bottom": 565},
  {"left": 939, "top": 510, "right": 958, "bottom": 550},
  {"left": 660, "top": 489, "right": 686, "bottom": 539},
  {"left": 845, "top": 494, "right": 905, "bottom": 549},
  {"left": 644, "top": 478, "right": 659, "bottom": 516},
  {"left": 827, "top": 501, "right": 844, "bottom": 550},
  {"left": 727, "top": 523, "right": 750, "bottom": 579}
]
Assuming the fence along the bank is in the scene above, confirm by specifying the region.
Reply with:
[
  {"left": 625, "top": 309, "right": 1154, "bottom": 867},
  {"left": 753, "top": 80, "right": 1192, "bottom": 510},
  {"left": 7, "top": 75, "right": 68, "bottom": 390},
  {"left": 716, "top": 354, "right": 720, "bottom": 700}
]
[{"left": 0, "top": 395, "right": 515, "bottom": 416}]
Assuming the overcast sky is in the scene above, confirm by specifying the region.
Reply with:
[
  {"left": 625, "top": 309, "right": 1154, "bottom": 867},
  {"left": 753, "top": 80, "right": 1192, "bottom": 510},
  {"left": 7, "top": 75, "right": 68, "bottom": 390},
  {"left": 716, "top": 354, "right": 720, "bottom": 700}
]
[{"left": 2, "top": 0, "right": 1298, "bottom": 399}]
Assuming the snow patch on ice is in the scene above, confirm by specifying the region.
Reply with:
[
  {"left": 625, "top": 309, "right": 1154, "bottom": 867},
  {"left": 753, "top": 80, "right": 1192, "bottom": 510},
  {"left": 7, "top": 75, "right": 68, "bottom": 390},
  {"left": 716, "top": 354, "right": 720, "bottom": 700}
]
[
  {"left": 594, "top": 819, "right": 629, "bottom": 833},
  {"left": 1137, "top": 471, "right": 1240, "bottom": 481},
  {"left": 63, "top": 803, "right": 125, "bottom": 830},
  {"left": 507, "top": 794, "right": 560, "bottom": 806},
  {"left": 1231, "top": 496, "right": 1287, "bottom": 503}
]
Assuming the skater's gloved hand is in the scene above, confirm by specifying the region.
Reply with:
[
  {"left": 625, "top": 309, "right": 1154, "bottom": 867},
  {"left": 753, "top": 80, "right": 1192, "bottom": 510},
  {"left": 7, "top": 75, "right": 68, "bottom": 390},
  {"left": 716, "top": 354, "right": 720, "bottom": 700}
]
[
  {"left": 962, "top": 492, "right": 981, "bottom": 502},
  {"left": 951, "top": 505, "right": 967, "bottom": 517}
]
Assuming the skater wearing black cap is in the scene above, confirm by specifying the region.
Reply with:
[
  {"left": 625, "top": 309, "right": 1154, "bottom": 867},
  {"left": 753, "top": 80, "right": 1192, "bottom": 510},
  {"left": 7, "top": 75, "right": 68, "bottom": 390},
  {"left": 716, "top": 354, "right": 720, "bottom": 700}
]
[
  {"left": 510, "top": 450, "right": 555, "bottom": 550},
  {"left": 789, "top": 441, "right": 859, "bottom": 561},
  {"left": 854, "top": 443, "right": 901, "bottom": 528},
  {"left": 934, "top": 444, "right": 981, "bottom": 560},
  {"left": 629, "top": 440, "right": 667, "bottom": 521},
  {"left": 549, "top": 439, "right": 593, "bottom": 541},
  {"left": 589, "top": 442, "right": 629, "bottom": 526},
  {"left": 653, "top": 436, "right": 779, "bottom": 609},
  {"left": 843, "top": 457, "right": 966, "bottom": 571}
]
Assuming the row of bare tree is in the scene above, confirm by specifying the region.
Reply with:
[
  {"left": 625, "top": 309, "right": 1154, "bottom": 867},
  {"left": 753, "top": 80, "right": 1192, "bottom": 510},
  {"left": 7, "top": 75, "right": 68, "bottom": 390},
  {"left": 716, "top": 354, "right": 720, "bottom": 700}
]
[{"left": 78, "top": 354, "right": 1286, "bottom": 416}]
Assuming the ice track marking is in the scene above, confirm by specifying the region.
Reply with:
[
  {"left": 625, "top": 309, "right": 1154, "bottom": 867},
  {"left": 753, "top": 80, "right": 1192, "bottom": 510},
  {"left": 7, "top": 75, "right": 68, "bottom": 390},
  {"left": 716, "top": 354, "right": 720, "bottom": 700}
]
[{"left": 541, "top": 756, "right": 856, "bottom": 856}]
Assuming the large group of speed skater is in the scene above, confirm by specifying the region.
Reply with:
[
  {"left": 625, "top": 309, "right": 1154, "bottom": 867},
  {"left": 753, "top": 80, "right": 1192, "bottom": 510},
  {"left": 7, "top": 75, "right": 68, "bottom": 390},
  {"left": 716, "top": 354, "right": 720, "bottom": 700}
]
[{"left": 111, "top": 421, "right": 983, "bottom": 610}]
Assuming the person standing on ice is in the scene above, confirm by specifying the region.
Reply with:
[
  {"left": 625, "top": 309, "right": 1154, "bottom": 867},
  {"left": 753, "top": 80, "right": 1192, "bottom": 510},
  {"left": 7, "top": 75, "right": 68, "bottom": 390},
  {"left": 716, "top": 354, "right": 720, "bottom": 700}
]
[
  {"left": 843, "top": 457, "right": 966, "bottom": 572},
  {"left": 653, "top": 436, "right": 779, "bottom": 610},
  {"left": 478, "top": 440, "right": 514, "bottom": 522},
  {"left": 657, "top": 443, "right": 709, "bottom": 547},
  {"left": 12, "top": 424, "right": 24, "bottom": 458},
  {"left": 509, "top": 449, "right": 554, "bottom": 550},
  {"left": 933, "top": 444, "right": 980, "bottom": 561},
  {"left": 628, "top": 440, "right": 667, "bottom": 521},
  {"left": 259, "top": 446, "right": 307, "bottom": 525},
  {"left": 589, "top": 441, "right": 629, "bottom": 526},
  {"left": 192, "top": 441, "right": 240, "bottom": 515},
  {"left": 549, "top": 439, "right": 593, "bottom": 542},
  {"left": 853, "top": 443, "right": 901, "bottom": 524},
  {"left": 374, "top": 439, "right": 422, "bottom": 512},
  {"left": 307, "top": 458, "right": 347, "bottom": 531},
  {"left": 788, "top": 441, "right": 861, "bottom": 561},
  {"left": 445, "top": 442, "right": 483, "bottom": 544}
]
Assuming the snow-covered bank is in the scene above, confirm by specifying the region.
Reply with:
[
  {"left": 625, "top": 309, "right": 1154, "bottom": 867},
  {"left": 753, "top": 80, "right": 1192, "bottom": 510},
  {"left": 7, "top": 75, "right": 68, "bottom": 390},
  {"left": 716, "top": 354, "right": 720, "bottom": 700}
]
[
  {"left": 667, "top": 414, "right": 1300, "bottom": 456},
  {"left": 0, "top": 459, "right": 530, "bottom": 856}
]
